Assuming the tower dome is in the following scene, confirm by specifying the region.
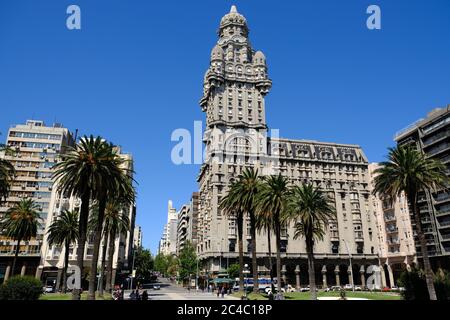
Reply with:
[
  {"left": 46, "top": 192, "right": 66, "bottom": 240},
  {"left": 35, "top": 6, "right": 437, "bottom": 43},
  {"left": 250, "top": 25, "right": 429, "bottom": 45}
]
[
  {"left": 210, "top": 45, "right": 224, "bottom": 61},
  {"left": 254, "top": 51, "right": 266, "bottom": 65},
  {"left": 220, "top": 5, "right": 247, "bottom": 30}
]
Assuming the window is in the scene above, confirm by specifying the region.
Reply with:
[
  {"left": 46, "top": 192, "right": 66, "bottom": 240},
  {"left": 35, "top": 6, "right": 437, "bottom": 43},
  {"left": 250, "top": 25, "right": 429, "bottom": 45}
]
[{"left": 229, "top": 240, "right": 236, "bottom": 252}]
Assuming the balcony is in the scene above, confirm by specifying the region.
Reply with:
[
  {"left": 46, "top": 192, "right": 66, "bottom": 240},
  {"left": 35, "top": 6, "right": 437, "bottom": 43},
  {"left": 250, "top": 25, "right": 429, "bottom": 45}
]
[
  {"left": 427, "top": 143, "right": 450, "bottom": 157},
  {"left": 438, "top": 220, "right": 450, "bottom": 228},
  {"left": 384, "top": 215, "right": 396, "bottom": 222},
  {"left": 440, "top": 234, "right": 450, "bottom": 241},
  {"left": 423, "top": 130, "right": 449, "bottom": 148}
]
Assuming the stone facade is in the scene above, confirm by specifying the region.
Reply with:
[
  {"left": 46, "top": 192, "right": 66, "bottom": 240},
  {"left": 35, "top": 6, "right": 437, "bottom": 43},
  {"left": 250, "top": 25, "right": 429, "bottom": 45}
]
[{"left": 195, "top": 6, "right": 379, "bottom": 288}]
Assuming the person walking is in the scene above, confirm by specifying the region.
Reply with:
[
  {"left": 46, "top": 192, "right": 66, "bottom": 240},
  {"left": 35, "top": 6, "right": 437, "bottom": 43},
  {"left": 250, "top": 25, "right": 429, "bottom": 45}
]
[
  {"left": 221, "top": 286, "right": 225, "bottom": 298},
  {"left": 216, "top": 287, "right": 220, "bottom": 298},
  {"left": 129, "top": 290, "right": 136, "bottom": 300},
  {"left": 142, "top": 290, "right": 149, "bottom": 301},
  {"left": 135, "top": 289, "right": 141, "bottom": 300}
]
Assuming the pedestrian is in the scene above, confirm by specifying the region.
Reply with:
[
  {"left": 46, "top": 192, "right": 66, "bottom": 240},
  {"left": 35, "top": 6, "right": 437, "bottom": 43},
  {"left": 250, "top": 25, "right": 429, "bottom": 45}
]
[
  {"left": 142, "top": 290, "right": 149, "bottom": 301},
  {"left": 136, "top": 289, "right": 141, "bottom": 300},
  {"left": 221, "top": 287, "right": 225, "bottom": 298},
  {"left": 217, "top": 287, "right": 220, "bottom": 298},
  {"left": 129, "top": 290, "right": 136, "bottom": 300},
  {"left": 268, "top": 290, "right": 274, "bottom": 300}
]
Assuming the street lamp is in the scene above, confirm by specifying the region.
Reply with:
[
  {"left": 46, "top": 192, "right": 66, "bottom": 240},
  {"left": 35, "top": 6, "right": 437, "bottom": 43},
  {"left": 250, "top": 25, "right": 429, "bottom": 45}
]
[
  {"left": 243, "top": 263, "right": 250, "bottom": 299},
  {"left": 129, "top": 245, "right": 136, "bottom": 290},
  {"left": 341, "top": 239, "right": 355, "bottom": 292}
]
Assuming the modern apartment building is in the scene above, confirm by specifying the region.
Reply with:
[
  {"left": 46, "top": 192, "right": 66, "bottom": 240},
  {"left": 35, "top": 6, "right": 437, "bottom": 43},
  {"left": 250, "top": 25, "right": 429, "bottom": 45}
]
[
  {"left": 35, "top": 146, "right": 137, "bottom": 289},
  {"left": 0, "top": 120, "right": 74, "bottom": 283},
  {"left": 195, "top": 6, "right": 379, "bottom": 288},
  {"left": 159, "top": 200, "right": 178, "bottom": 256},
  {"left": 176, "top": 192, "right": 200, "bottom": 255},
  {"left": 395, "top": 106, "right": 450, "bottom": 270},
  {"left": 369, "top": 163, "right": 416, "bottom": 287},
  {"left": 176, "top": 204, "right": 190, "bottom": 255}
]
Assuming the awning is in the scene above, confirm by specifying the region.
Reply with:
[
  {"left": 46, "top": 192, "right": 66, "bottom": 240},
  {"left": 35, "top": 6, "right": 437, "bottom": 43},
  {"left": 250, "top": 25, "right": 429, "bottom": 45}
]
[{"left": 212, "top": 278, "right": 234, "bottom": 284}]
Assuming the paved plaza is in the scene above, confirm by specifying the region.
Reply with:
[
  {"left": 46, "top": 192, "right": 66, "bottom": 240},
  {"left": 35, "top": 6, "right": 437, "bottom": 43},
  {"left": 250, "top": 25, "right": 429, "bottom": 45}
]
[{"left": 123, "top": 278, "right": 239, "bottom": 300}]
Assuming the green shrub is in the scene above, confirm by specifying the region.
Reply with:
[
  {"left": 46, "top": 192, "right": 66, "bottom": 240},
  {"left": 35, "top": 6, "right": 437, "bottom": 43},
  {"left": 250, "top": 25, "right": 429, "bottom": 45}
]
[
  {"left": 398, "top": 268, "right": 450, "bottom": 300},
  {"left": 0, "top": 276, "right": 43, "bottom": 300}
]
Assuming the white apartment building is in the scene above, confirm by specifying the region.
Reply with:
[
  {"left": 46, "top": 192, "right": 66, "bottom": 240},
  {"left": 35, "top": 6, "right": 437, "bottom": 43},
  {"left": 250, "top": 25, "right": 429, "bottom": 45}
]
[
  {"left": 369, "top": 163, "right": 416, "bottom": 287},
  {"left": 0, "top": 120, "right": 73, "bottom": 283},
  {"left": 35, "top": 147, "right": 137, "bottom": 289}
]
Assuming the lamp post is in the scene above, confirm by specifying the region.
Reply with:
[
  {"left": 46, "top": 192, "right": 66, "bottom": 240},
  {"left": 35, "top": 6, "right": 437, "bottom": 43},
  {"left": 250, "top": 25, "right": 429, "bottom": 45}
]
[
  {"left": 196, "top": 258, "right": 199, "bottom": 292},
  {"left": 243, "top": 263, "right": 250, "bottom": 299},
  {"left": 341, "top": 239, "right": 355, "bottom": 292},
  {"left": 129, "top": 245, "right": 136, "bottom": 290}
]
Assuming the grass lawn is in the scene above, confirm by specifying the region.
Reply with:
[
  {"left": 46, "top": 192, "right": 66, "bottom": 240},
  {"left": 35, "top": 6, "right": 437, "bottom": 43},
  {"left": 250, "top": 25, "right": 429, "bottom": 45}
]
[
  {"left": 39, "top": 292, "right": 113, "bottom": 300},
  {"left": 232, "top": 291, "right": 401, "bottom": 301}
]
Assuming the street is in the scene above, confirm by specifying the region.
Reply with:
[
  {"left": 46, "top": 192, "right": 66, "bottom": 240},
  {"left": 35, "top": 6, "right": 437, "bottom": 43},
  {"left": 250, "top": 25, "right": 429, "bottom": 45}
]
[{"left": 123, "top": 278, "right": 239, "bottom": 300}]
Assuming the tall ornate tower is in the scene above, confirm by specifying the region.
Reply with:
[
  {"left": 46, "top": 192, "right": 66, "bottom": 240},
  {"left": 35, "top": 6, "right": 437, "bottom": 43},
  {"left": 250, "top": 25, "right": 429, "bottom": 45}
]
[
  {"left": 200, "top": 5, "right": 272, "bottom": 162},
  {"left": 197, "top": 6, "right": 273, "bottom": 266}
]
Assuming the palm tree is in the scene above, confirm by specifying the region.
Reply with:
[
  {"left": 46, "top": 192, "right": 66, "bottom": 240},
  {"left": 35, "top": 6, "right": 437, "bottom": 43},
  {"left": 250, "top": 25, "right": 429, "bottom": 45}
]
[
  {"left": 53, "top": 135, "right": 126, "bottom": 300},
  {"left": 47, "top": 210, "right": 79, "bottom": 292},
  {"left": 287, "top": 184, "right": 335, "bottom": 300},
  {"left": 85, "top": 143, "right": 135, "bottom": 300},
  {"left": 1, "top": 199, "right": 41, "bottom": 276},
  {"left": 0, "top": 145, "right": 15, "bottom": 203},
  {"left": 255, "top": 210, "right": 274, "bottom": 291},
  {"left": 256, "top": 174, "right": 290, "bottom": 295},
  {"left": 104, "top": 203, "right": 130, "bottom": 294},
  {"left": 89, "top": 200, "right": 130, "bottom": 296},
  {"left": 230, "top": 168, "right": 261, "bottom": 293},
  {"left": 219, "top": 180, "right": 245, "bottom": 293},
  {"left": 372, "top": 145, "right": 448, "bottom": 300}
]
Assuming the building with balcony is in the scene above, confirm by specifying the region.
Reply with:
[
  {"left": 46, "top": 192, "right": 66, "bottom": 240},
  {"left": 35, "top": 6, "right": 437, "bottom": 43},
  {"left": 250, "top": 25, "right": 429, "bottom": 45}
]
[
  {"left": 35, "top": 146, "right": 136, "bottom": 289},
  {"left": 369, "top": 163, "right": 416, "bottom": 287},
  {"left": 133, "top": 225, "right": 142, "bottom": 248},
  {"left": 158, "top": 200, "right": 178, "bottom": 256},
  {"left": 0, "top": 120, "right": 74, "bottom": 283},
  {"left": 395, "top": 106, "right": 450, "bottom": 270},
  {"left": 176, "top": 192, "right": 200, "bottom": 255}
]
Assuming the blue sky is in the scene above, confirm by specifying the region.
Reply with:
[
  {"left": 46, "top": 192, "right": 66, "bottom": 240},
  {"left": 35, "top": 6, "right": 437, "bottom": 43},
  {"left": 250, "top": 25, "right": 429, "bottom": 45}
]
[{"left": 1, "top": 0, "right": 449, "bottom": 254}]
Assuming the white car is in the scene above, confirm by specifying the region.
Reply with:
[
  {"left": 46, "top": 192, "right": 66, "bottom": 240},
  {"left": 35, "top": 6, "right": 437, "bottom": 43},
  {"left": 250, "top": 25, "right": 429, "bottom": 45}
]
[
  {"left": 344, "top": 284, "right": 353, "bottom": 290},
  {"left": 43, "top": 286, "right": 54, "bottom": 293}
]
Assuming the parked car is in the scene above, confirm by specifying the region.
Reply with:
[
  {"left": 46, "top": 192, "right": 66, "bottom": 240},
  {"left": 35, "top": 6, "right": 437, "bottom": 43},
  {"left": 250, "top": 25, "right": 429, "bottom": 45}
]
[
  {"left": 153, "top": 285, "right": 161, "bottom": 290},
  {"left": 325, "top": 286, "right": 342, "bottom": 292},
  {"left": 299, "top": 286, "right": 310, "bottom": 292},
  {"left": 344, "top": 284, "right": 353, "bottom": 290},
  {"left": 354, "top": 286, "right": 362, "bottom": 291},
  {"left": 43, "top": 286, "right": 54, "bottom": 293}
]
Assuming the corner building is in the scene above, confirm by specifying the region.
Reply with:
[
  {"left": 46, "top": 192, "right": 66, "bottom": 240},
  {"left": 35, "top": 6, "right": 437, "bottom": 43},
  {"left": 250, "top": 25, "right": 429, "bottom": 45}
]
[{"left": 196, "top": 6, "right": 379, "bottom": 288}]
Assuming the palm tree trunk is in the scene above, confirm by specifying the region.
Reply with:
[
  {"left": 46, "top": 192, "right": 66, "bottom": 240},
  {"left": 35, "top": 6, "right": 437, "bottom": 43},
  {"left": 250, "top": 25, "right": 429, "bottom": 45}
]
[
  {"left": 267, "top": 226, "right": 274, "bottom": 291},
  {"left": 237, "top": 212, "right": 244, "bottom": 293},
  {"left": 87, "top": 196, "right": 107, "bottom": 300},
  {"left": 62, "top": 239, "right": 70, "bottom": 293},
  {"left": 410, "top": 193, "right": 437, "bottom": 300},
  {"left": 275, "top": 217, "right": 282, "bottom": 294},
  {"left": 72, "top": 190, "right": 90, "bottom": 300},
  {"left": 105, "top": 230, "right": 116, "bottom": 293},
  {"left": 98, "top": 231, "right": 109, "bottom": 297},
  {"left": 11, "top": 238, "right": 21, "bottom": 277},
  {"left": 250, "top": 212, "right": 259, "bottom": 293},
  {"left": 306, "top": 239, "right": 317, "bottom": 300}
]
